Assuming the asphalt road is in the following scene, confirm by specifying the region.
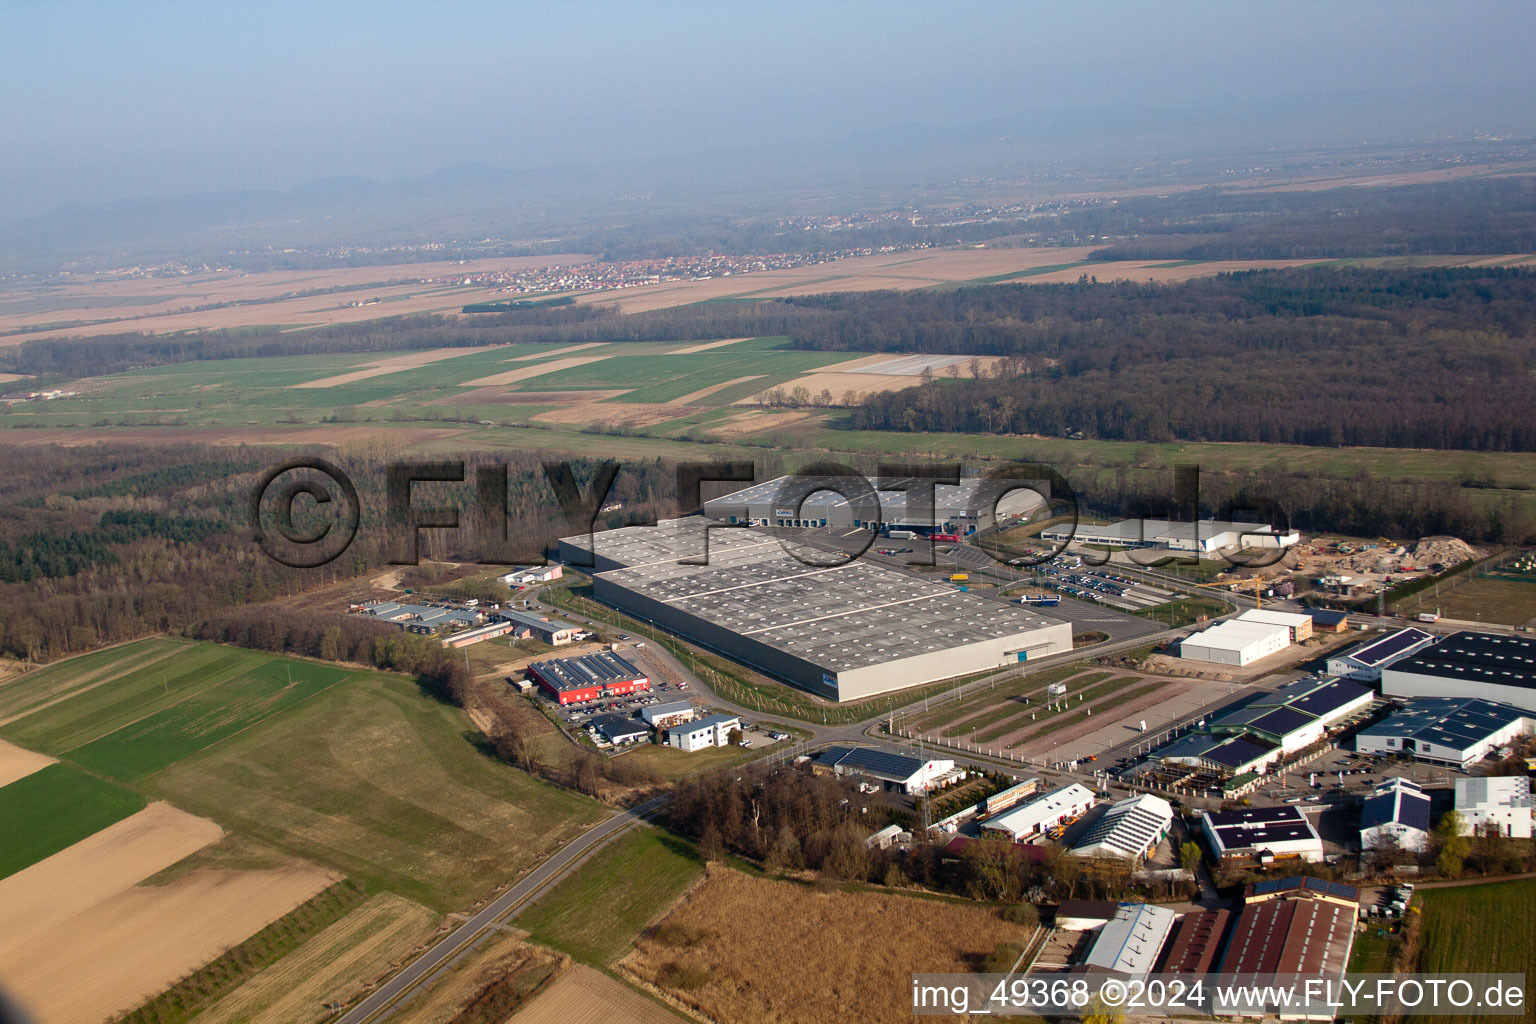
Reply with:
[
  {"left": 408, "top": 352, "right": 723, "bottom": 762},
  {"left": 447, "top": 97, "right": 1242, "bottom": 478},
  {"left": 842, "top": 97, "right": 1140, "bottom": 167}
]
[{"left": 337, "top": 795, "right": 665, "bottom": 1024}]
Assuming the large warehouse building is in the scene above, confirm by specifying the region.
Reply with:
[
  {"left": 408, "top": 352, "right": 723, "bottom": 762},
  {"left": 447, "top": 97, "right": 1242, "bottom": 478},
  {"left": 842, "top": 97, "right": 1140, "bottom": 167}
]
[
  {"left": 701, "top": 474, "right": 1045, "bottom": 535},
  {"left": 1354, "top": 697, "right": 1532, "bottom": 768},
  {"left": 560, "top": 520, "right": 1072, "bottom": 702},
  {"left": 1381, "top": 631, "right": 1536, "bottom": 713},
  {"left": 1038, "top": 517, "right": 1299, "bottom": 554},
  {"left": 1180, "top": 618, "right": 1291, "bottom": 667}
]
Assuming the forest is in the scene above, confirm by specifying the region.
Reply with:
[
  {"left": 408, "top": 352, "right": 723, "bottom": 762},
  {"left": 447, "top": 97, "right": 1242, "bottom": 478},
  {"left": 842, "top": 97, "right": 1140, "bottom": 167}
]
[{"left": 826, "top": 266, "right": 1536, "bottom": 452}]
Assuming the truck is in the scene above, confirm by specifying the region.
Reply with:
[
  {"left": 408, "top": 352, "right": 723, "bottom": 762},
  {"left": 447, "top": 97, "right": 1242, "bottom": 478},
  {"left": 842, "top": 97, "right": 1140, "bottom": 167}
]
[
  {"left": 887, "top": 529, "right": 916, "bottom": 540},
  {"left": 1417, "top": 612, "right": 1441, "bottom": 623},
  {"left": 1020, "top": 594, "right": 1060, "bottom": 607},
  {"left": 949, "top": 573, "right": 969, "bottom": 583},
  {"left": 931, "top": 533, "right": 960, "bottom": 542}
]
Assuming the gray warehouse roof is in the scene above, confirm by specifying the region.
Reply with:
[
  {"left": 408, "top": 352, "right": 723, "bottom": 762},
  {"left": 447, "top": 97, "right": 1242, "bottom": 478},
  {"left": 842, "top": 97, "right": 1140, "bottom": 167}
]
[
  {"left": 1356, "top": 697, "right": 1528, "bottom": 750},
  {"left": 702, "top": 474, "right": 1044, "bottom": 518},
  {"left": 564, "top": 521, "right": 1066, "bottom": 675}
]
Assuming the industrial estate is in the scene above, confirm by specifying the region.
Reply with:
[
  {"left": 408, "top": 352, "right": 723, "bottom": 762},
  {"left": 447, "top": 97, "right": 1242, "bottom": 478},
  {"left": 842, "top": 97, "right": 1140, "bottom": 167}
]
[{"left": 5, "top": 20, "right": 1536, "bottom": 1020}]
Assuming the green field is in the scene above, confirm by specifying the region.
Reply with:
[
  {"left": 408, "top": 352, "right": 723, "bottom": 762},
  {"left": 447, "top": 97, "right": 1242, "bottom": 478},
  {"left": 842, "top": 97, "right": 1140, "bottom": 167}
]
[
  {"left": 0, "top": 636, "right": 190, "bottom": 725},
  {"left": 518, "top": 826, "right": 702, "bottom": 964},
  {"left": 0, "top": 640, "right": 605, "bottom": 911},
  {"left": 145, "top": 670, "right": 603, "bottom": 911},
  {"left": 1415, "top": 879, "right": 1536, "bottom": 1024},
  {"left": 0, "top": 762, "right": 146, "bottom": 878},
  {"left": 0, "top": 641, "right": 273, "bottom": 753},
  {"left": 68, "top": 656, "right": 353, "bottom": 780}
]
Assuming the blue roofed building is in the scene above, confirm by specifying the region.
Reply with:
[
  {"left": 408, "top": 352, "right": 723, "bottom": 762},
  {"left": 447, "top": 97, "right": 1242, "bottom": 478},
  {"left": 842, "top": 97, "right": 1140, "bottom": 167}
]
[
  {"left": 1325, "top": 627, "right": 1438, "bottom": 682},
  {"left": 1360, "top": 777, "right": 1433, "bottom": 853},
  {"left": 1354, "top": 697, "right": 1533, "bottom": 768},
  {"left": 1382, "top": 631, "right": 1536, "bottom": 714}
]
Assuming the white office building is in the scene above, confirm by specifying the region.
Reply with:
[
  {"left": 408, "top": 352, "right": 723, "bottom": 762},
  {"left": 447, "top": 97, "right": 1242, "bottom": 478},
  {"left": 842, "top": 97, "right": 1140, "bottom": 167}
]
[
  {"left": 668, "top": 713, "right": 741, "bottom": 752},
  {"left": 1455, "top": 777, "right": 1533, "bottom": 838}
]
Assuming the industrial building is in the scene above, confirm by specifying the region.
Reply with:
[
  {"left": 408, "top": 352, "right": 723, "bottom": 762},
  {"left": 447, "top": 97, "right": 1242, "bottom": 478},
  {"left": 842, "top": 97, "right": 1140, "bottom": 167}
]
[
  {"left": 1180, "top": 618, "right": 1290, "bottom": 667},
  {"left": 1038, "top": 517, "right": 1299, "bottom": 554},
  {"left": 498, "top": 565, "right": 563, "bottom": 586},
  {"left": 590, "top": 713, "right": 650, "bottom": 746},
  {"left": 1079, "top": 903, "right": 1178, "bottom": 976},
  {"left": 1381, "top": 631, "right": 1536, "bottom": 713},
  {"left": 1455, "top": 776, "right": 1533, "bottom": 838},
  {"left": 1070, "top": 793, "right": 1174, "bottom": 863},
  {"left": 560, "top": 520, "right": 1071, "bottom": 702},
  {"left": 442, "top": 619, "right": 518, "bottom": 648},
  {"left": 701, "top": 474, "right": 1045, "bottom": 535},
  {"left": 669, "top": 713, "right": 740, "bottom": 751},
  {"left": 354, "top": 600, "right": 483, "bottom": 634},
  {"left": 1305, "top": 608, "right": 1351, "bottom": 633},
  {"left": 1155, "top": 909, "right": 1231, "bottom": 976},
  {"left": 1324, "top": 627, "right": 1437, "bottom": 682},
  {"left": 1237, "top": 608, "right": 1314, "bottom": 642},
  {"left": 1359, "top": 777, "right": 1433, "bottom": 854},
  {"left": 1217, "top": 895, "right": 1355, "bottom": 984},
  {"left": 1200, "top": 805, "right": 1324, "bottom": 864},
  {"left": 812, "top": 746, "right": 957, "bottom": 794},
  {"left": 980, "top": 783, "right": 1094, "bottom": 841},
  {"left": 527, "top": 651, "right": 651, "bottom": 705},
  {"left": 1242, "top": 876, "right": 1360, "bottom": 909},
  {"left": 1156, "top": 733, "right": 1280, "bottom": 777},
  {"left": 1354, "top": 697, "right": 1533, "bottom": 768},
  {"left": 496, "top": 609, "right": 579, "bottom": 646},
  {"left": 1205, "top": 677, "right": 1374, "bottom": 755},
  {"left": 641, "top": 700, "right": 697, "bottom": 729}
]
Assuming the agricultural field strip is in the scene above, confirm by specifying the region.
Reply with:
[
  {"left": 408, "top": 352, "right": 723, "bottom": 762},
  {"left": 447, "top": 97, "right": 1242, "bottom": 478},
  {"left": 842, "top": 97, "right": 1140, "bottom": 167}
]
[
  {"left": 0, "top": 637, "right": 192, "bottom": 727},
  {"left": 958, "top": 672, "right": 1124, "bottom": 743},
  {"left": 0, "top": 643, "right": 282, "bottom": 754}
]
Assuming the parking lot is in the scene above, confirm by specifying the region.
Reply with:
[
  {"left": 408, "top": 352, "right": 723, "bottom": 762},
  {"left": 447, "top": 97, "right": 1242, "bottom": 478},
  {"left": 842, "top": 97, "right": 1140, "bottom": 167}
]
[{"left": 1040, "top": 567, "right": 1179, "bottom": 611}]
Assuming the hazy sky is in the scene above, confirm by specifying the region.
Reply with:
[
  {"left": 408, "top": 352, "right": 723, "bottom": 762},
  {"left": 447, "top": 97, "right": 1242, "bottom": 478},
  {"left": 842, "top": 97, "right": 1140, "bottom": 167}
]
[{"left": 4, "top": 0, "right": 1535, "bottom": 220}]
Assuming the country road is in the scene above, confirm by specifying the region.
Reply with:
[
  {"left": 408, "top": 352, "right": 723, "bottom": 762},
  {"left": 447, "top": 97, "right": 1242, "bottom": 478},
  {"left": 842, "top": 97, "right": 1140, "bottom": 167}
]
[{"left": 337, "top": 794, "right": 666, "bottom": 1024}]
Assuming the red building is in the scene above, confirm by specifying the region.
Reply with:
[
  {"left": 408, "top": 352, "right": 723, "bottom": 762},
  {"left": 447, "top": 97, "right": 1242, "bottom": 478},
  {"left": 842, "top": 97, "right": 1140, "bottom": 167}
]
[{"left": 528, "top": 651, "right": 651, "bottom": 705}]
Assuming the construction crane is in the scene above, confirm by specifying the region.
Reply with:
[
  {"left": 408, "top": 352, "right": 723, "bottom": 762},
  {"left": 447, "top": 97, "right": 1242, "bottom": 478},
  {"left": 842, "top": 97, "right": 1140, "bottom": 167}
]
[{"left": 1189, "top": 576, "right": 1266, "bottom": 608}]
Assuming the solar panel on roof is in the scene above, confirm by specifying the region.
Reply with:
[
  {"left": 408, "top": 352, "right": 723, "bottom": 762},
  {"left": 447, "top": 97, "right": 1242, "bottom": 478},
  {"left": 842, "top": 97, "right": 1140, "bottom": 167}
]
[{"left": 1249, "top": 707, "right": 1317, "bottom": 736}]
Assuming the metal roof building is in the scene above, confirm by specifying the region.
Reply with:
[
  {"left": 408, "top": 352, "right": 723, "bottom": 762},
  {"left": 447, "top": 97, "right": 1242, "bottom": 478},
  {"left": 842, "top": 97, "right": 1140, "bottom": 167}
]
[
  {"left": 1217, "top": 896, "right": 1355, "bottom": 982},
  {"left": 1354, "top": 697, "right": 1533, "bottom": 768},
  {"left": 1360, "top": 777, "right": 1433, "bottom": 853},
  {"left": 1382, "top": 631, "right": 1536, "bottom": 713},
  {"left": 526, "top": 651, "right": 650, "bottom": 705},
  {"left": 1040, "top": 518, "right": 1299, "bottom": 553},
  {"left": 1180, "top": 619, "right": 1291, "bottom": 667},
  {"left": 559, "top": 520, "right": 1071, "bottom": 701},
  {"left": 1200, "top": 805, "right": 1324, "bottom": 864},
  {"left": 1156, "top": 733, "right": 1281, "bottom": 777},
  {"left": 1080, "top": 903, "right": 1178, "bottom": 976},
  {"left": 1071, "top": 793, "right": 1174, "bottom": 863},
  {"left": 1155, "top": 909, "right": 1231, "bottom": 976},
  {"left": 1243, "top": 876, "right": 1360, "bottom": 909},
  {"left": 980, "top": 783, "right": 1095, "bottom": 841},
  {"left": 701, "top": 473, "right": 1045, "bottom": 534},
  {"left": 1206, "top": 677, "right": 1373, "bottom": 754},
  {"left": 1325, "top": 627, "right": 1438, "bottom": 682},
  {"left": 813, "top": 745, "right": 957, "bottom": 794}
]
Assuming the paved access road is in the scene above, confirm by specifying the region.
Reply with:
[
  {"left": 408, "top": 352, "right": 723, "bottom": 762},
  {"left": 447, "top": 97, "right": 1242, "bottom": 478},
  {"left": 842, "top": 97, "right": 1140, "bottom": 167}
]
[{"left": 338, "top": 794, "right": 666, "bottom": 1024}]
